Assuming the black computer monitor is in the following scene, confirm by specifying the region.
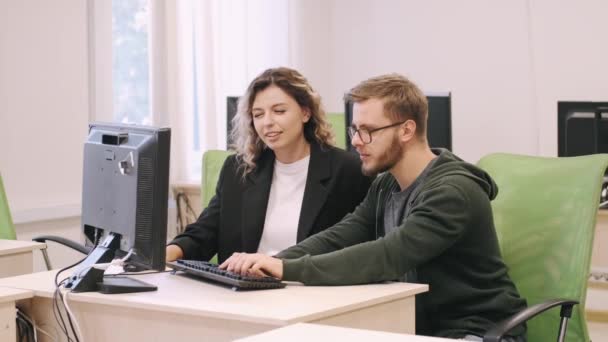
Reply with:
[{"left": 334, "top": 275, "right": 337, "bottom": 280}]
[
  {"left": 558, "top": 101, "right": 608, "bottom": 208},
  {"left": 344, "top": 92, "right": 452, "bottom": 152},
  {"left": 66, "top": 123, "right": 171, "bottom": 293},
  {"left": 557, "top": 101, "right": 608, "bottom": 157}
]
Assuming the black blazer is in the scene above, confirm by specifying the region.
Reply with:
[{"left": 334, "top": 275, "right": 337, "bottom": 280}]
[{"left": 170, "top": 142, "right": 373, "bottom": 263}]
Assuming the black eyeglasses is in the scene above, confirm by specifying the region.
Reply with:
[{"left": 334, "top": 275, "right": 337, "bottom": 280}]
[{"left": 348, "top": 121, "right": 406, "bottom": 144}]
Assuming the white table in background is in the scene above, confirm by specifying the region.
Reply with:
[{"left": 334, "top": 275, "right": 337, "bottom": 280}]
[{"left": 0, "top": 239, "right": 45, "bottom": 277}]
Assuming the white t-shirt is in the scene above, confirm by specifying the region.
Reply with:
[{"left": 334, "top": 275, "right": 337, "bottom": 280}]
[{"left": 257, "top": 155, "right": 310, "bottom": 255}]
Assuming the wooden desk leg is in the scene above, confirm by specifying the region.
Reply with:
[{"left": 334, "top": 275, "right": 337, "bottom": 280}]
[
  {"left": 0, "top": 301, "right": 17, "bottom": 342},
  {"left": 311, "top": 296, "right": 415, "bottom": 334}
]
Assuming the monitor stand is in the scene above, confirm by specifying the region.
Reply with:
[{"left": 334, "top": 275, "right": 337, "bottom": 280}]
[
  {"left": 64, "top": 233, "right": 157, "bottom": 294},
  {"left": 97, "top": 276, "right": 157, "bottom": 294}
]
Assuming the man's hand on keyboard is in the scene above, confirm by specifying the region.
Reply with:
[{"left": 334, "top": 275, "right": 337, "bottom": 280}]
[{"left": 219, "top": 253, "right": 283, "bottom": 280}]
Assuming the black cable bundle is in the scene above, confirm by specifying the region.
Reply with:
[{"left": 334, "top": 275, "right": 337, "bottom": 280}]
[
  {"left": 52, "top": 257, "right": 87, "bottom": 342},
  {"left": 16, "top": 309, "right": 34, "bottom": 342}
]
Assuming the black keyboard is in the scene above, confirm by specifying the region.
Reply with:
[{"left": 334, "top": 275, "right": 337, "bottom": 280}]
[{"left": 166, "top": 260, "right": 287, "bottom": 291}]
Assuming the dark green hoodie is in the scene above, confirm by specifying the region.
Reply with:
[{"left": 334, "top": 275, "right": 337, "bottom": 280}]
[{"left": 276, "top": 149, "right": 527, "bottom": 338}]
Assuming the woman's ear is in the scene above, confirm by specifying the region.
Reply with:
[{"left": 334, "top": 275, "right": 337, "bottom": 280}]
[{"left": 302, "top": 108, "right": 311, "bottom": 123}]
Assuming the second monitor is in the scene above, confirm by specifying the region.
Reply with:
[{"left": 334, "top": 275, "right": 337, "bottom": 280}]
[{"left": 344, "top": 92, "right": 452, "bottom": 152}]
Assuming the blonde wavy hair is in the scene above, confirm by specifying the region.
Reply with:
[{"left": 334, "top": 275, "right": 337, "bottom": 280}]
[{"left": 230, "top": 67, "right": 335, "bottom": 177}]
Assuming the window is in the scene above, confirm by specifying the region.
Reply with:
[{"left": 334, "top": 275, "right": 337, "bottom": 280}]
[
  {"left": 112, "top": 0, "right": 151, "bottom": 125},
  {"left": 90, "top": 0, "right": 152, "bottom": 125},
  {"left": 91, "top": 0, "right": 291, "bottom": 182}
]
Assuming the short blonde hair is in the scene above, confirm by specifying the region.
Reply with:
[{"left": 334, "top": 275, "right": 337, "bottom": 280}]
[
  {"left": 345, "top": 73, "right": 428, "bottom": 138},
  {"left": 230, "top": 67, "right": 335, "bottom": 176}
]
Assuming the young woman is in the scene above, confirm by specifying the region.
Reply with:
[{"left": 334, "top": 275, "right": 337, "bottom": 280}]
[{"left": 166, "top": 67, "right": 372, "bottom": 263}]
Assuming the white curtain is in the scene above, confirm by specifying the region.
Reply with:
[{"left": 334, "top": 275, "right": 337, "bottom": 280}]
[{"left": 161, "top": 0, "right": 294, "bottom": 182}]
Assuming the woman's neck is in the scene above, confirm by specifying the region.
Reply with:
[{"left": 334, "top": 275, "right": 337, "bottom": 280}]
[{"left": 273, "top": 138, "right": 311, "bottom": 164}]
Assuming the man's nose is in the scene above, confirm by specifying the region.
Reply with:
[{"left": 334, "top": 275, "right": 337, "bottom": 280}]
[{"left": 351, "top": 131, "right": 363, "bottom": 147}]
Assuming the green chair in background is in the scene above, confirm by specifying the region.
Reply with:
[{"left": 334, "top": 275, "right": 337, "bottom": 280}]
[
  {"left": 477, "top": 153, "right": 608, "bottom": 342},
  {"left": 201, "top": 150, "right": 233, "bottom": 264},
  {"left": 0, "top": 172, "right": 17, "bottom": 240},
  {"left": 327, "top": 113, "right": 347, "bottom": 149},
  {"left": 201, "top": 150, "right": 234, "bottom": 209}
]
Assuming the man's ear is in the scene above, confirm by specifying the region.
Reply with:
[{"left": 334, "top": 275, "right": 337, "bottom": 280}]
[{"left": 400, "top": 120, "right": 417, "bottom": 142}]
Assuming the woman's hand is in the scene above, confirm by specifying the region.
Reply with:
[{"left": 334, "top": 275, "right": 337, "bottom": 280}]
[
  {"left": 219, "top": 253, "right": 283, "bottom": 279},
  {"left": 166, "top": 244, "right": 184, "bottom": 262}
]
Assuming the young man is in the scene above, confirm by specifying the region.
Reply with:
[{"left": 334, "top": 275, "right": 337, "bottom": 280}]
[{"left": 220, "top": 74, "right": 527, "bottom": 341}]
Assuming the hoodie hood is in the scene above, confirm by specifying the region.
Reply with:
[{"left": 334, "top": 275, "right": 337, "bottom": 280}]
[{"left": 424, "top": 148, "right": 498, "bottom": 200}]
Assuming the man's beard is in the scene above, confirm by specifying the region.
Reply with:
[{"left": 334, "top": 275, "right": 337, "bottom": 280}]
[{"left": 361, "top": 134, "right": 403, "bottom": 176}]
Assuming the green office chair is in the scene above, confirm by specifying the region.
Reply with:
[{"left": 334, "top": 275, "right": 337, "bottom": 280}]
[
  {"left": 201, "top": 150, "right": 233, "bottom": 264},
  {"left": 0, "top": 172, "right": 17, "bottom": 240},
  {"left": 327, "top": 113, "right": 347, "bottom": 150},
  {"left": 201, "top": 150, "right": 234, "bottom": 209},
  {"left": 477, "top": 153, "right": 608, "bottom": 342}
]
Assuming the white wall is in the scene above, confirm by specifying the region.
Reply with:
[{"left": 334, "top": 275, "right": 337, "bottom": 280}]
[
  {"left": 326, "top": 0, "right": 537, "bottom": 162},
  {"left": 0, "top": 0, "right": 89, "bottom": 220},
  {"left": 288, "top": 0, "right": 332, "bottom": 107},
  {"left": 529, "top": 0, "right": 608, "bottom": 156},
  {"left": 0, "top": 0, "right": 88, "bottom": 268},
  {"left": 294, "top": 0, "right": 608, "bottom": 162}
]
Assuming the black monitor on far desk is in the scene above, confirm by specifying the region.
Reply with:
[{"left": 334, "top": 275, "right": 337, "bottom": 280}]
[
  {"left": 558, "top": 101, "right": 608, "bottom": 157},
  {"left": 558, "top": 101, "right": 608, "bottom": 208},
  {"left": 344, "top": 92, "right": 452, "bottom": 152}
]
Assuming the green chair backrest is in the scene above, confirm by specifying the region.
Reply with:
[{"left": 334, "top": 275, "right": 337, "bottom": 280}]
[
  {"left": 477, "top": 153, "right": 608, "bottom": 342},
  {"left": 0, "top": 172, "right": 17, "bottom": 240},
  {"left": 201, "top": 150, "right": 233, "bottom": 264},
  {"left": 201, "top": 150, "right": 234, "bottom": 210},
  {"left": 327, "top": 113, "right": 346, "bottom": 149}
]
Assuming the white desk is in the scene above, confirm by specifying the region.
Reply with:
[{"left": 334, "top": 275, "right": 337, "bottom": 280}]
[
  {"left": 0, "top": 240, "right": 46, "bottom": 277},
  {"left": 237, "top": 323, "right": 453, "bottom": 342},
  {"left": 0, "top": 287, "right": 34, "bottom": 342},
  {"left": 0, "top": 270, "right": 428, "bottom": 342}
]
